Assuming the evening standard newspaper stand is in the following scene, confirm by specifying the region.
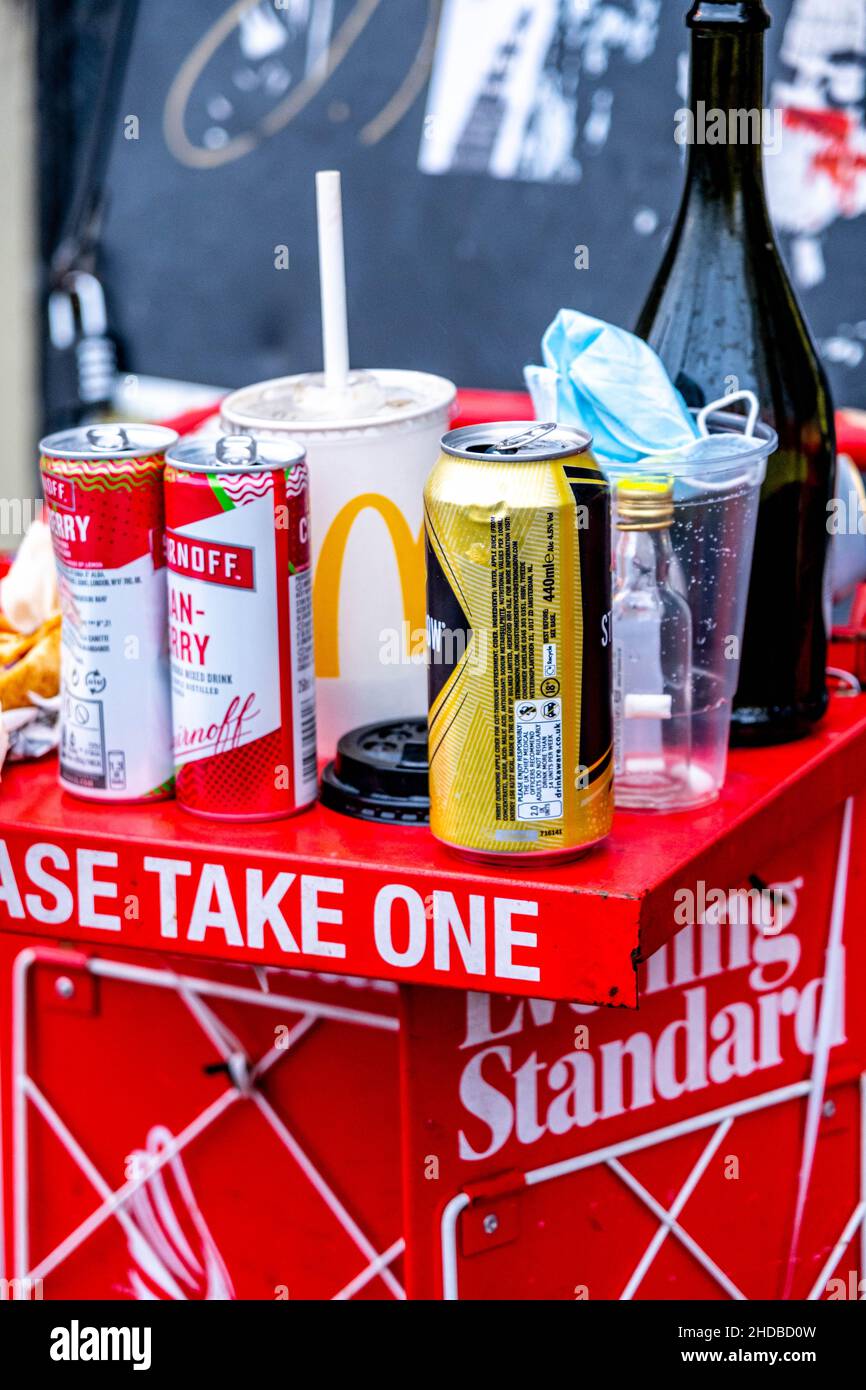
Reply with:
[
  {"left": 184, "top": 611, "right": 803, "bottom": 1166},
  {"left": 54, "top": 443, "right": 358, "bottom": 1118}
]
[
  {"left": 0, "top": 694, "right": 864, "bottom": 1302},
  {"left": 0, "top": 393, "right": 865, "bottom": 1304}
]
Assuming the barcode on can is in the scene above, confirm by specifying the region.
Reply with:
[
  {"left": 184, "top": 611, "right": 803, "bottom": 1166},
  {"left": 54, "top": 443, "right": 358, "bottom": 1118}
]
[
  {"left": 300, "top": 700, "right": 317, "bottom": 784},
  {"left": 612, "top": 639, "right": 623, "bottom": 777},
  {"left": 291, "top": 568, "right": 318, "bottom": 803}
]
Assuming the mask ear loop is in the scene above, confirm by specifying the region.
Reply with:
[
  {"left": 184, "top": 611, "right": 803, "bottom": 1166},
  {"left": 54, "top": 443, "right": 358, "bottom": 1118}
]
[{"left": 697, "top": 390, "right": 759, "bottom": 438}]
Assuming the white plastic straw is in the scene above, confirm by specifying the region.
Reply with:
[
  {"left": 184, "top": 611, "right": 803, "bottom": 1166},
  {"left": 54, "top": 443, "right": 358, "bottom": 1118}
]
[{"left": 316, "top": 170, "right": 350, "bottom": 391}]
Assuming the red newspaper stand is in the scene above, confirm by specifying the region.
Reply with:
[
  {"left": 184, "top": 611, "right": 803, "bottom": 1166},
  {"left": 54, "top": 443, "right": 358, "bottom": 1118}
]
[
  {"left": 2, "top": 390, "right": 866, "bottom": 1304},
  {"left": 0, "top": 695, "right": 865, "bottom": 1302}
]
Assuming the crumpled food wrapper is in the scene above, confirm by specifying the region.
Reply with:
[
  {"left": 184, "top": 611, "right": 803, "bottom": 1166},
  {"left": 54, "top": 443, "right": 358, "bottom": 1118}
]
[
  {"left": 0, "top": 519, "right": 59, "bottom": 634},
  {"left": 3, "top": 693, "right": 61, "bottom": 763},
  {"left": 1, "top": 520, "right": 62, "bottom": 776}
]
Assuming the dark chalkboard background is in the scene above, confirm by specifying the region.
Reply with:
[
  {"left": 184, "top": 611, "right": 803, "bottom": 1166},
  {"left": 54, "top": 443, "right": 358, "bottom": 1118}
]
[{"left": 45, "top": 0, "right": 866, "bottom": 406}]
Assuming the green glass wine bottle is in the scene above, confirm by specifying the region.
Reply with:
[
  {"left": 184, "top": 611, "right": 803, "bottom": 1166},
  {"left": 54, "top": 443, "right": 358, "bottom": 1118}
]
[{"left": 636, "top": 0, "right": 836, "bottom": 746}]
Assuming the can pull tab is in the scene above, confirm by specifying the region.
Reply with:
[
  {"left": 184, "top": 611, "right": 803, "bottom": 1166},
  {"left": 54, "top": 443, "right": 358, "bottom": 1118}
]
[
  {"left": 85, "top": 425, "right": 129, "bottom": 452},
  {"left": 216, "top": 434, "right": 258, "bottom": 465},
  {"left": 494, "top": 422, "right": 558, "bottom": 453}
]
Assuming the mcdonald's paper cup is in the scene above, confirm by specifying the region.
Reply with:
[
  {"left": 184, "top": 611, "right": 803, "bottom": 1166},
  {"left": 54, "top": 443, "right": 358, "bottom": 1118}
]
[{"left": 221, "top": 369, "right": 456, "bottom": 758}]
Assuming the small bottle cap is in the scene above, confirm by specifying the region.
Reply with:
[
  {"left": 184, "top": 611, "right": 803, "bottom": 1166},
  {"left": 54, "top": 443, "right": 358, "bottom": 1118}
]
[{"left": 616, "top": 476, "right": 675, "bottom": 530}]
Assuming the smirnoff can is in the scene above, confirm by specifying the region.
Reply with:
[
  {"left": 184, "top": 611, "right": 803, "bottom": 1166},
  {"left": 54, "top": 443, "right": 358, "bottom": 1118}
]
[
  {"left": 163, "top": 434, "right": 317, "bottom": 820},
  {"left": 425, "top": 422, "right": 613, "bottom": 863},
  {"left": 39, "top": 423, "right": 178, "bottom": 802}
]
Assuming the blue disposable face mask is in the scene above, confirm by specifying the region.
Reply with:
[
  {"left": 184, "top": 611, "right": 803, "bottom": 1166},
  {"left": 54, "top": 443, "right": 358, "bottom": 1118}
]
[{"left": 525, "top": 309, "right": 700, "bottom": 463}]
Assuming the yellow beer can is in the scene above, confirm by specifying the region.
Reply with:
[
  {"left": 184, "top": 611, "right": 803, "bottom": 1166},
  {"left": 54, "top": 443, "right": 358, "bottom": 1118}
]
[{"left": 425, "top": 422, "right": 613, "bottom": 863}]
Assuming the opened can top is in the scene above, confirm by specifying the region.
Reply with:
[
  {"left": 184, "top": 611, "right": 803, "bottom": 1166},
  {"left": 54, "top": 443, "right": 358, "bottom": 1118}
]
[
  {"left": 166, "top": 433, "right": 306, "bottom": 475},
  {"left": 441, "top": 421, "right": 593, "bottom": 462},
  {"left": 40, "top": 423, "right": 179, "bottom": 460}
]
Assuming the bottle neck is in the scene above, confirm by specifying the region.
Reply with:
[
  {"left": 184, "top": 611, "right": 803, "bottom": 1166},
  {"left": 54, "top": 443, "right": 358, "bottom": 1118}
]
[
  {"left": 684, "top": 17, "right": 770, "bottom": 205},
  {"left": 617, "top": 528, "right": 675, "bottom": 586}
]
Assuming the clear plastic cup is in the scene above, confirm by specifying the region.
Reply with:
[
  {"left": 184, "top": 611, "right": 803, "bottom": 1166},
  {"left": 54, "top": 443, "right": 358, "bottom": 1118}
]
[
  {"left": 221, "top": 369, "right": 456, "bottom": 759},
  {"left": 602, "top": 409, "right": 776, "bottom": 811}
]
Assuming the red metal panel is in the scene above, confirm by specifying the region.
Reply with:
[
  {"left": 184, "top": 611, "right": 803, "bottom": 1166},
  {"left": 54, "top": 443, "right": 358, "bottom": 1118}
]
[
  {"left": 398, "top": 801, "right": 866, "bottom": 1298},
  {"left": 0, "top": 793, "right": 862, "bottom": 1301},
  {"left": 2, "top": 698, "right": 865, "bottom": 1008},
  {"left": 0, "top": 941, "right": 402, "bottom": 1300}
]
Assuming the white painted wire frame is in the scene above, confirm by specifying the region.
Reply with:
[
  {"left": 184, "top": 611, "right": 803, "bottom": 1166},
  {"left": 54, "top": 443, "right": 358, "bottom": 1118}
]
[
  {"left": 9, "top": 950, "right": 404, "bottom": 1301},
  {"left": 441, "top": 799, "right": 865, "bottom": 1302}
]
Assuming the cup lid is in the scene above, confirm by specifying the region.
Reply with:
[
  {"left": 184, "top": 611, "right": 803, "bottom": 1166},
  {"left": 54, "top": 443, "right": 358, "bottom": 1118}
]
[
  {"left": 221, "top": 369, "right": 456, "bottom": 433},
  {"left": 320, "top": 718, "right": 430, "bottom": 824}
]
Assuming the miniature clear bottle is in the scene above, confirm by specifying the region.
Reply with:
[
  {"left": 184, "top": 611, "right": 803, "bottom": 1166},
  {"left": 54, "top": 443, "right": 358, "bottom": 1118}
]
[{"left": 612, "top": 479, "right": 693, "bottom": 810}]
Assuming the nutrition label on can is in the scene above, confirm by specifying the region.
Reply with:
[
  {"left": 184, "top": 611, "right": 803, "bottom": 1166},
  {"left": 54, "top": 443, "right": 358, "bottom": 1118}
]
[
  {"left": 490, "top": 514, "right": 538, "bottom": 819},
  {"left": 514, "top": 698, "right": 563, "bottom": 820},
  {"left": 56, "top": 553, "right": 172, "bottom": 797},
  {"left": 60, "top": 689, "right": 107, "bottom": 788}
]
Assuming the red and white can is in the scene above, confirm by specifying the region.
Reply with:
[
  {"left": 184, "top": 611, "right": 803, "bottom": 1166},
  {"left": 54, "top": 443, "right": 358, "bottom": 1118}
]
[
  {"left": 39, "top": 424, "right": 178, "bottom": 802},
  {"left": 163, "top": 434, "right": 317, "bottom": 820}
]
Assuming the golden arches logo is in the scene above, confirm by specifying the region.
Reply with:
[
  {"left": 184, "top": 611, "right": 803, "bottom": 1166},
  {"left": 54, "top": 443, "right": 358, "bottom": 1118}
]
[{"left": 313, "top": 493, "right": 424, "bottom": 678}]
